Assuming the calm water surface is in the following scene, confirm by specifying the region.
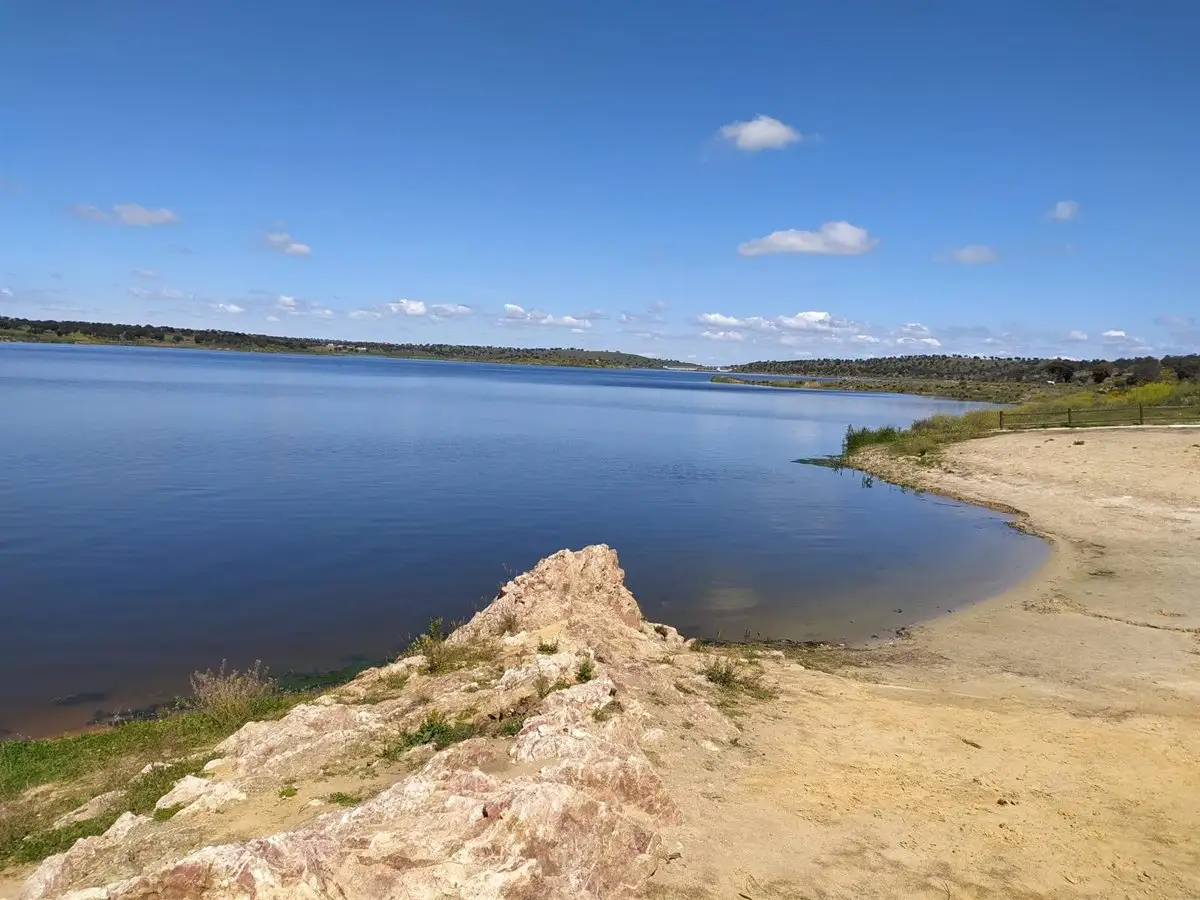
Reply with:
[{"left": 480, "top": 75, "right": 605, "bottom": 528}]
[{"left": 0, "top": 343, "right": 1046, "bottom": 736}]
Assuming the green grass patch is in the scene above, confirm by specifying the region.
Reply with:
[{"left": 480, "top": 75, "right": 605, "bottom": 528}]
[
  {"left": 576, "top": 657, "right": 596, "bottom": 683},
  {"left": 702, "top": 658, "right": 778, "bottom": 701},
  {"left": 324, "top": 790, "right": 364, "bottom": 806},
  {"left": 380, "top": 711, "right": 479, "bottom": 759},
  {"left": 409, "top": 618, "right": 498, "bottom": 676}
]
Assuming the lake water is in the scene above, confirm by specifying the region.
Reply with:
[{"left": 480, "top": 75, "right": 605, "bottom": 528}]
[{"left": 0, "top": 343, "right": 1047, "bottom": 737}]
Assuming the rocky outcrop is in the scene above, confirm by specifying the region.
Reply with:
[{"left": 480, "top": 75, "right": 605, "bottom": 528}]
[{"left": 22, "top": 546, "right": 732, "bottom": 900}]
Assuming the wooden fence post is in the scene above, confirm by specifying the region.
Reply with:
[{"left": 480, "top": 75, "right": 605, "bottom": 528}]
[
  {"left": 1139, "top": 404, "right": 1144, "bottom": 425},
  {"left": 999, "top": 410, "right": 1004, "bottom": 429},
  {"left": 1067, "top": 408, "right": 1072, "bottom": 426}
]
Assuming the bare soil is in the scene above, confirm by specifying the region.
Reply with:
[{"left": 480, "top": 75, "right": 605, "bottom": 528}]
[{"left": 645, "top": 427, "right": 1200, "bottom": 899}]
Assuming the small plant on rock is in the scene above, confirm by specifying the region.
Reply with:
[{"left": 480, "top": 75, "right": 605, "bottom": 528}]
[
  {"left": 536, "top": 639, "right": 560, "bottom": 654},
  {"left": 576, "top": 657, "right": 595, "bottom": 683},
  {"left": 189, "top": 660, "right": 279, "bottom": 730}
]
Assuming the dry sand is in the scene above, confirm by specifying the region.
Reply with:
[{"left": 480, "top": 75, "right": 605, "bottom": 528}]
[{"left": 645, "top": 427, "right": 1200, "bottom": 899}]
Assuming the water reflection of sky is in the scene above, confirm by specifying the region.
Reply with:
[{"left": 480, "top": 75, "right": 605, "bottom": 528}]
[{"left": 0, "top": 344, "right": 1046, "bottom": 735}]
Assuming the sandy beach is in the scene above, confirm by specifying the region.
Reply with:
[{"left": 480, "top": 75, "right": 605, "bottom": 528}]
[{"left": 645, "top": 427, "right": 1200, "bottom": 899}]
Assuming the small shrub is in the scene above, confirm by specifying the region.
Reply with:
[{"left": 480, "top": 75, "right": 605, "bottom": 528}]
[
  {"left": 496, "top": 611, "right": 520, "bottom": 636},
  {"left": 702, "top": 657, "right": 777, "bottom": 700},
  {"left": 703, "top": 658, "right": 739, "bottom": 688},
  {"left": 591, "top": 699, "right": 624, "bottom": 723},
  {"left": 381, "top": 710, "right": 478, "bottom": 759},
  {"left": 278, "top": 784, "right": 298, "bottom": 798},
  {"left": 325, "top": 791, "right": 363, "bottom": 806},
  {"left": 189, "top": 660, "right": 279, "bottom": 730},
  {"left": 536, "top": 639, "right": 560, "bottom": 654},
  {"left": 534, "top": 674, "right": 572, "bottom": 699},
  {"left": 410, "top": 618, "right": 496, "bottom": 675},
  {"left": 576, "top": 657, "right": 595, "bottom": 683},
  {"left": 152, "top": 803, "right": 184, "bottom": 821}
]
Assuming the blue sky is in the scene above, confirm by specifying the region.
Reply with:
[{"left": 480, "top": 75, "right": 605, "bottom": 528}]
[{"left": 2, "top": 2, "right": 1198, "bottom": 364}]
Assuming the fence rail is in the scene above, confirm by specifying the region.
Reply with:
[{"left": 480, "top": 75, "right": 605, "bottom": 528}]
[{"left": 998, "top": 404, "right": 1199, "bottom": 430}]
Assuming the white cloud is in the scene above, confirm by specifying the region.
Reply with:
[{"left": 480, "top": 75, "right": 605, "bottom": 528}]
[
  {"left": 266, "top": 232, "right": 312, "bottom": 257},
  {"left": 852, "top": 334, "right": 881, "bottom": 344},
  {"left": 898, "top": 322, "right": 931, "bottom": 336},
  {"left": 951, "top": 245, "right": 999, "bottom": 265},
  {"left": 387, "top": 299, "right": 428, "bottom": 316},
  {"left": 1100, "top": 328, "right": 1152, "bottom": 353},
  {"left": 701, "top": 330, "right": 745, "bottom": 342},
  {"left": 214, "top": 303, "right": 244, "bottom": 314},
  {"left": 502, "top": 303, "right": 593, "bottom": 328},
  {"left": 313, "top": 307, "right": 334, "bottom": 319},
  {"left": 131, "top": 267, "right": 157, "bottom": 279},
  {"left": 72, "top": 203, "right": 180, "bottom": 226},
  {"left": 718, "top": 115, "right": 803, "bottom": 151},
  {"left": 266, "top": 314, "right": 280, "bottom": 322},
  {"left": 1048, "top": 200, "right": 1079, "bottom": 222},
  {"left": 896, "top": 336, "right": 943, "bottom": 348},
  {"left": 778, "top": 310, "right": 838, "bottom": 331},
  {"left": 129, "top": 286, "right": 189, "bottom": 301},
  {"left": 114, "top": 204, "right": 179, "bottom": 226},
  {"left": 0, "top": 287, "right": 12, "bottom": 297},
  {"left": 742, "top": 316, "right": 778, "bottom": 332},
  {"left": 698, "top": 312, "right": 743, "bottom": 327},
  {"left": 348, "top": 298, "right": 474, "bottom": 322},
  {"left": 1065, "top": 330, "right": 1089, "bottom": 342},
  {"left": 738, "top": 221, "right": 878, "bottom": 257}
]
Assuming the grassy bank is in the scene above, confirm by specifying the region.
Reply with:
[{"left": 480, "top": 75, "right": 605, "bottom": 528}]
[
  {"left": 840, "top": 379, "right": 1200, "bottom": 460},
  {"left": 712, "top": 374, "right": 1053, "bottom": 404},
  {"left": 0, "top": 661, "right": 367, "bottom": 869}
]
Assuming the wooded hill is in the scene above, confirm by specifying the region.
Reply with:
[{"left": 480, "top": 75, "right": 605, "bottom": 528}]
[
  {"left": 735, "top": 353, "right": 1200, "bottom": 385},
  {"left": 0, "top": 316, "right": 688, "bottom": 369}
]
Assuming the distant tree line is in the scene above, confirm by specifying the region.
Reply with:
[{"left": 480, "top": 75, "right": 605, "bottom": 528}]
[
  {"left": 0, "top": 316, "right": 686, "bottom": 369},
  {"left": 736, "top": 353, "right": 1200, "bottom": 385}
]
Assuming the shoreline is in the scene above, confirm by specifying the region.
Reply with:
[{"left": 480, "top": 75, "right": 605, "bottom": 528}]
[
  {"left": 7, "top": 431, "right": 1200, "bottom": 896},
  {"left": 844, "top": 428, "right": 1200, "bottom": 712}
]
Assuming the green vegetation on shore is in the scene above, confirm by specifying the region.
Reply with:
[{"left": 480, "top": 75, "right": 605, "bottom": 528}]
[
  {"left": 0, "top": 660, "right": 366, "bottom": 868},
  {"left": 711, "top": 374, "right": 1043, "bottom": 404},
  {"left": 735, "top": 353, "right": 1200, "bottom": 384},
  {"left": 0, "top": 316, "right": 688, "bottom": 369},
  {"left": 839, "top": 377, "right": 1200, "bottom": 461}
]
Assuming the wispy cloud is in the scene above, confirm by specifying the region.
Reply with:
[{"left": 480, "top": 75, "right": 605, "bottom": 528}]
[
  {"left": 738, "top": 221, "right": 878, "bottom": 257},
  {"left": 949, "top": 245, "right": 999, "bottom": 265},
  {"left": 265, "top": 231, "right": 311, "bottom": 257},
  {"left": 717, "top": 115, "right": 803, "bottom": 151},
  {"left": 129, "top": 286, "right": 191, "bottom": 301},
  {"left": 1047, "top": 200, "right": 1079, "bottom": 222},
  {"left": 348, "top": 298, "right": 474, "bottom": 322},
  {"left": 700, "top": 329, "right": 744, "bottom": 342},
  {"left": 213, "top": 302, "right": 244, "bottom": 314},
  {"left": 131, "top": 267, "right": 157, "bottom": 279},
  {"left": 71, "top": 203, "right": 180, "bottom": 226},
  {"left": 501, "top": 303, "right": 593, "bottom": 329}
]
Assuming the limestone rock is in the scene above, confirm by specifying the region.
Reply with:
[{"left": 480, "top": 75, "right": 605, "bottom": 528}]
[{"left": 21, "top": 546, "right": 727, "bottom": 900}]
